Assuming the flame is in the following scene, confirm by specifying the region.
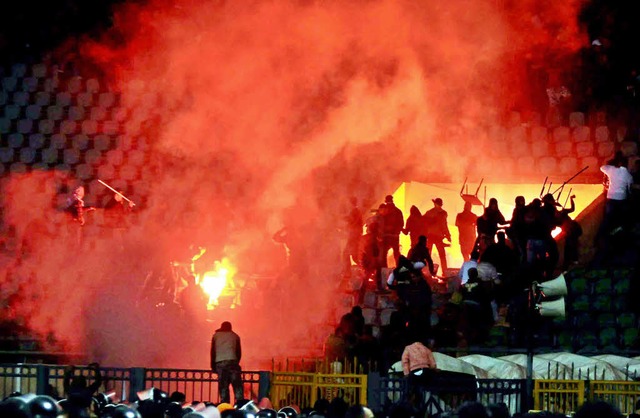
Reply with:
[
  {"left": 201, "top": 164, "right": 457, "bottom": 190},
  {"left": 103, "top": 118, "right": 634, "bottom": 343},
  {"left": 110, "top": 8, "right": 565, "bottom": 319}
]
[{"left": 199, "top": 258, "right": 236, "bottom": 309}]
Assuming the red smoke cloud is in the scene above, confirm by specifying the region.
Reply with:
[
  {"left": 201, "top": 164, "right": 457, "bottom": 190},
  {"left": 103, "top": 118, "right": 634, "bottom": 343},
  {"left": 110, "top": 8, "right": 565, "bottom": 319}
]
[{"left": 1, "top": 0, "right": 586, "bottom": 368}]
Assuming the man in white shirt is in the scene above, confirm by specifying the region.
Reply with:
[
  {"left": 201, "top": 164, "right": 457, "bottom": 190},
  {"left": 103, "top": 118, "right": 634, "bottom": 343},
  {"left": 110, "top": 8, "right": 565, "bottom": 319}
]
[{"left": 600, "top": 152, "right": 633, "bottom": 235}]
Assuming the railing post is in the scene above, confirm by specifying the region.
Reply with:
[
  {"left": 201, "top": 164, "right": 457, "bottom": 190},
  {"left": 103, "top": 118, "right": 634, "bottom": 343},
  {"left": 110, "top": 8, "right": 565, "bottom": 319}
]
[
  {"left": 128, "top": 368, "right": 146, "bottom": 402},
  {"left": 367, "top": 372, "right": 381, "bottom": 412},
  {"left": 36, "top": 365, "right": 49, "bottom": 395},
  {"left": 258, "top": 371, "right": 270, "bottom": 401}
]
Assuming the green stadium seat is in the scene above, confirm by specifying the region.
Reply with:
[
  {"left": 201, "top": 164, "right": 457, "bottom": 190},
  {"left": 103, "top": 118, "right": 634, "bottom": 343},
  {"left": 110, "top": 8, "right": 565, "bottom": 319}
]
[
  {"left": 617, "top": 313, "right": 637, "bottom": 329},
  {"left": 112, "top": 107, "right": 128, "bottom": 122},
  {"left": 104, "top": 121, "right": 120, "bottom": 135},
  {"left": 8, "top": 133, "right": 24, "bottom": 148},
  {"left": 25, "top": 105, "right": 42, "bottom": 120},
  {"left": 97, "top": 164, "right": 116, "bottom": 181},
  {"left": 12, "top": 91, "right": 29, "bottom": 106},
  {"left": 67, "top": 76, "right": 83, "bottom": 94},
  {"left": 60, "top": 120, "right": 77, "bottom": 135},
  {"left": 574, "top": 330, "right": 598, "bottom": 350},
  {"left": 94, "top": 134, "right": 112, "bottom": 151},
  {"left": 598, "top": 327, "right": 618, "bottom": 349},
  {"left": 46, "top": 105, "right": 64, "bottom": 121},
  {"left": 106, "top": 149, "right": 123, "bottom": 166},
  {"left": 129, "top": 149, "right": 145, "bottom": 166},
  {"left": 592, "top": 294, "right": 612, "bottom": 312},
  {"left": 56, "top": 92, "right": 72, "bottom": 106},
  {"left": 86, "top": 78, "right": 100, "bottom": 93},
  {"left": 19, "top": 147, "right": 36, "bottom": 164},
  {"left": 594, "top": 278, "right": 613, "bottom": 294},
  {"left": 35, "top": 92, "right": 51, "bottom": 106},
  {"left": 597, "top": 313, "right": 616, "bottom": 328},
  {"left": 43, "top": 78, "right": 59, "bottom": 93},
  {"left": 68, "top": 106, "right": 85, "bottom": 121},
  {"left": 85, "top": 149, "right": 102, "bottom": 165},
  {"left": 569, "top": 277, "right": 589, "bottom": 295},
  {"left": 63, "top": 149, "right": 80, "bottom": 165},
  {"left": 585, "top": 269, "right": 608, "bottom": 280},
  {"left": 90, "top": 107, "right": 107, "bottom": 121},
  {"left": 17, "top": 119, "right": 33, "bottom": 134},
  {"left": 77, "top": 92, "right": 94, "bottom": 107},
  {"left": 0, "top": 117, "right": 11, "bottom": 134},
  {"left": 4, "top": 104, "right": 21, "bottom": 119},
  {"left": 38, "top": 119, "right": 55, "bottom": 134},
  {"left": 612, "top": 295, "right": 628, "bottom": 313},
  {"left": 31, "top": 63, "right": 47, "bottom": 78},
  {"left": 614, "top": 279, "right": 631, "bottom": 296},
  {"left": 41, "top": 148, "right": 59, "bottom": 164},
  {"left": 9, "top": 162, "right": 27, "bottom": 173},
  {"left": 11, "top": 63, "right": 27, "bottom": 77},
  {"left": 2, "top": 76, "right": 18, "bottom": 91},
  {"left": 71, "top": 134, "right": 90, "bottom": 150},
  {"left": 0, "top": 148, "right": 15, "bottom": 163},
  {"left": 120, "top": 165, "right": 139, "bottom": 181},
  {"left": 0, "top": 91, "right": 7, "bottom": 106},
  {"left": 50, "top": 134, "right": 68, "bottom": 149},
  {"left": 28, "top": 134, "right": 45, "bottom": 149},
  {"left": 98, "top": 92, "right": 116, "bottom": 108},
  {"left": 556, "top": 332, "right": 573, "bottom": 350},
  {"left": 486, "top": 326, "right": 509, "bottom": 347},
  {"left": 571, "top": 295, "right": 590, "bottom": 312},
  {"left": 74, "top": 164, "right": 93, "bottom": 180},
  {"left": 81, "top": 120, "right": 97, "bottom": 135},
  {"left": 621, "top": 328, "right": 639, "bottom": 349},
  {"left": 21, "top": 77, "right": 38, "bottom": 92}
]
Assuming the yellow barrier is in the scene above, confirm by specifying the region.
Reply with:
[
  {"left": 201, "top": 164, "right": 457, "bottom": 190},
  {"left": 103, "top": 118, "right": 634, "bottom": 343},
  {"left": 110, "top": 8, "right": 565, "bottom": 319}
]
[
  {"left": 590, "top": 380, "right": 640, "bottom": 415},
  {"left": 270, "top": 371, "right": 367, "bottom": 410},
  {"left": 533, "top": 380, "right": 584, "bottom": 415}
]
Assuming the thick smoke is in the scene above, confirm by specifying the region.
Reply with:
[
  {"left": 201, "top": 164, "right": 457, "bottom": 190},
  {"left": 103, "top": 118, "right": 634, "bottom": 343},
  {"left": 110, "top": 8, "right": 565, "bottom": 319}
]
[{"left": 1, "top": 0, "right": 585, "bottom": 368}]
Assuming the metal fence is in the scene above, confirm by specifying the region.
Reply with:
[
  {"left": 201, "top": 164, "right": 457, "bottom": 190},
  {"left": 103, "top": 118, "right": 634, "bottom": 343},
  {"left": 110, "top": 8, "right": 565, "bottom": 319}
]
[
  {"left": 367, "top": 373, "right": 527, "bottom": 416},
  {"left": 533, "top": 379, "right": 585, "bottom": 414},
  {"left": 270, "top": 372, "right": 367, "bottom": 410},
  {"left": 589, "top": 381, "right": 640, "bottom": 416},
  {"left": 0, "top": 364, "right": 268, "bottom": 404}
]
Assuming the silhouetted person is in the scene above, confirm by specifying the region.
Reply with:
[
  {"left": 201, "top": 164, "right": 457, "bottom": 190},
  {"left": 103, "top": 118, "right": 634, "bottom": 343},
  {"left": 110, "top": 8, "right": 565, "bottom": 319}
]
[
  {"left": 423, "top": 198, "right": 451, "bottom": 273},
  {"left": 353, "top": 325, "right": 381, "bottom": 372},
  {"left": 104, "top": 190, "right": 134, "bottom": 229},
  {"left": 480, "top": 231, "right": 517, "bottom": 278},
  {"left": 476, "top": 198, "right": 507, "bottom": 246},
  {"left": 403, "top": 205, "right": 426, "bottom": 249},
  {"left": 211, "top": 321, "right": 243, "bottom": 404},
  {"left": 559, "top": 195, "right": 582, "bottom": 268},
  {"left": 342, "top": 197, "right": 363, "bottom": 277},
  {"left": 508, "top": 195, "right": 527, "bottom": 261},
  {"left": 407, "top": 235, "right": 435, "bottom": 276},
  {"left": 455, "top": 202, "right": 477, "bottom": 262},
  {"left": 459, "top": 268, "right": 494, "bottom": 344},
  {"left": 600, "top": 152, "right": 633, "bottom": 236},
  {"left": 381, "top": 195, "right": 404, "bottom": 267},
  {"left": 574, "top": 401, "right": 622, "bottom": 418},
  {"left": 63, "top": 363, "right": 102, "bottom": 418}
]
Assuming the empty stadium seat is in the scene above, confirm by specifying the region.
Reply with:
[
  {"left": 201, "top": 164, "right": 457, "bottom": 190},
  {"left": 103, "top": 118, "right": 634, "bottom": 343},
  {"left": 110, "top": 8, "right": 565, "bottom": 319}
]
[
  {"left": 43, "top": 78, "right": 59, "bottom": 93},
  {"left": 50, "top": 134, "right": 68, "bottom": 149},
  {"left": 98, "top": 92, "right": 116, "bottom": 108},
  {"left": 7, "top": 133, "right": 24, "bottom": 148},
  {"left": 68, "top": 106, "right": 85, "bottom": 121},
  {"left": 0, "top": 91, "right": 7, "bottom": 106},
  {"left": 581, "top": 157, "right": 600, "bottom": 173},
  {"left": 569, "top": 112, "right": 585, "bottom": 128},
  {"left": 35, "top": 91, "right": 51, "bottom": 106},
  {"left": 81, "top": 120, "right": 98, "bottom": 135},
  {"left": 592, "top": 294, "right": 611, "bottom": 312},
  {"left": 11, "top": 63, "right": 27, "bottom": 77},
  {"left": 612, "top": 295, "right": 627, "bottom": 313},
  {"left": 537, "top": 156, "right": 558, "bottom": 173},
  {"left": 2, "top": 76, "right": 18, "bottom": 91},
  {"left": 572, "top": 312, "right": 593, "bottom": 329},
  {"left": 46, "top": 105, "right": 64, "bottom": 121},
  {"left": 9, "top": 162, "right": 27, "bottom": 173},
  {"left": 552, "top": 126, "right": 570, "bottom": 143},
  {"left": 94, "top": 134, "right": 112, "bottom": 151},
  {"left": 4, "top": 104, "right": 21, "bottom": 119},
  {"left": 597, "top": 141, "right": 615, "bottom": 158},
  {"left": 620, "top": 141, "right": 638, "bottom": 157},
  {"left": 120, "top": 165, "right": 138, "bottom": 181},
  {"left": 571, "top": 295, "right": 590, "bottom": 312},
  {"left": 129, "top": 149, "right": 145, "bottom": 166},
  {"left": 74, "top": 163, "right": 93, "bottom": 180},
  {"left": 98, "top": 164, "right": 116, "bottom": 181},
  {"left": 85, "top": 149, "right": 102, "bottom": 165},
  {"left": 575, "top": 141, "right": 595, "bottom": 158},
  {"left": 17, "top": 119, "right": 33, "bottom": 134},
  {"left": 558, "top": 157, "right": 578, "bottom": 175},
  {"left": 63, "top": 149, "right": 80, "bottom": 165},
  {"left": 41, "top": 148, "right": 59, "bottom": 165},
  {"left": 60, "top": 120, "right": 77, "bottom": 135},
  {"left": 508, "top": 126, "right": 528, "bottom": 143},
  {"left": 38, "top": 119, "right": 55, "bottom": 134},
  {"left": 22, "top": 77, "right": 38, "bottom": 92},
  {"left": 103, "top": 121, "right": 120, "bottom": 135},
  {"left": 28, "top": 133, "right": 45, "bottom": 149},
  {"left": 67, "top": 76, "right": 83, "bottom": 94},
  {"left": 56, "top": 92, "right": 72, "bottom": 106},
  {"left": 574, "top": 330, "right": 598, "bottom": 350},
  {"left": 598, "top": 327, "right": 618, "bottom": 349},
  {"left": 613, "top": 276, "right": 631, "bottom": 295},
  {"left": 569, "top": 276, "right": 589, "bottom": 295},
  {"left": 77, "top": 92, "right": 94, "bottom": 107},
  {"left": 594, "top": 126, "right": 609, "bottom": 142},
  {"left": 12, "top": 91, "right": 29, "bottom": 106},
  {"left": 621, "top": 328, "right": 639, "bottom": 348},
  {"left": 617, "top": 313, "right": 637, "bottom": 329},
  {"left": 71, "top": 134, "right": 90, "bottom": 150},
  {"left": 510, "top": 140, "right": 530, "bottom": 157},
  {"left": 555, "top": 141, "right": 573, "bottom": 157},
  {"left": 106, "top": 149, "right": 124, "bottom": 166},
  {"left": 0, "top": 148, "right": 15, "bottom": 163},
  {"left": 86, "top": 78, "right": 100, "bottom": 93},
  {"left": 597, "top": 313, "right": 616, "bottom": 328},
  {"left": 25, "top": 104, "right": 42, "bottom": 120},
  {"left": 19, "top": 147, "right": 36, "bottom": 164},
  {"left": 90, "top": 107, "right": 107, "bottom": 121},
  {"left": 0, "top": 117, "right": 10, "bottom": 134},
  {"left": 31, "top": 63, "right": 47, "bottom": 78},
  {"left": 112, "top": 107, "right": 128, "bottom": 122},
  {"left": 572, "top": 126, "right": 590, "bottom": 143}
]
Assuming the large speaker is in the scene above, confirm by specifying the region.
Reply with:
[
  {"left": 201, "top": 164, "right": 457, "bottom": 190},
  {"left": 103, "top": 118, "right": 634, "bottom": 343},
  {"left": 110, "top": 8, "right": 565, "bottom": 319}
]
[
  {"left": 537, "top": 298, "right": 566, "bottom": 318},
  {"left": 538, "top": 274, "right": 568, "bottom": 297}
]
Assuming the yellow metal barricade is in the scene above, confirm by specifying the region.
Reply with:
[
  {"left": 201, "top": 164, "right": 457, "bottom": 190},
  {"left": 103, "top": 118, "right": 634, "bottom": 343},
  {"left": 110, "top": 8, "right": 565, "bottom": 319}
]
[
  {"left": 590, "top": 380, "right": 640, "bottom": 415},
  {"left": 534, "top": 380, "right": 584, "bottom": 415},
  {"left": 270, "top": 372, "right": 367, "bottom": 410}
]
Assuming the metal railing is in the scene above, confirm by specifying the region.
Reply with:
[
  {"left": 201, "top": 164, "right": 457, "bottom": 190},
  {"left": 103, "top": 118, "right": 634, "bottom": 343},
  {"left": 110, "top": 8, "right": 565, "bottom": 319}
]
[
  {"left": 0, "top": 364, "right": 268, "bottom": 404},
  {"left": 533, "top": 379, "right": 585, "bottom": 414},
  {"left": 590, "top": 380, "right": 640, "bottom": 415}
]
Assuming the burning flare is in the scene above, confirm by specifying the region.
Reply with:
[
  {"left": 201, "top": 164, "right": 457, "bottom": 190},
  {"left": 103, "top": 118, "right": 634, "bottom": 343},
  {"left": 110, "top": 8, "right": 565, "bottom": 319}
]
[{"left": 199, "top": 258, "right": 236, "bottom": 309}]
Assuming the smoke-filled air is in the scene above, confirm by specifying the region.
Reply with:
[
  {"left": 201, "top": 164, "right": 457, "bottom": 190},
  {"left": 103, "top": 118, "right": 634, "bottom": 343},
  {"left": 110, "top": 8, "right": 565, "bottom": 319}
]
[{"left": 1, "top": 0, "right": 586, "bottom": 368}]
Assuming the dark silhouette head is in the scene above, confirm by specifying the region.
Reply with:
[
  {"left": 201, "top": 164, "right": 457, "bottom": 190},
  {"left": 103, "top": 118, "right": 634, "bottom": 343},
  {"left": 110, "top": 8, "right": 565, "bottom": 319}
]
[
  {"left": 515, "top": 196, "right": 525, "bottom": 207},
  {"left": 350, "top": 306, "right": 363, "bottom": 317},
  {"left": 409, "top": 205, "right": 421, "bottom": 216},
  {"left": 496, "top": 231, "right": 506, "bottom": 244},
  {"left": 220, "top": 321, "right": 232, "bottom": 331},
  {"left": 464, "top": 201, "right": 472, "bottom": 211},
  {"left": 417, "top": 235, "right": 427, "bottom": 246},
  {"left": 433, "top": 197, "right": 443, "bottom": 207},
  {"left": 384, "top": 195, "right": 394, "bottom": 203},
  {"left": 470, "top": 250, "right": 479, "bottom": 260},
  {"left": 488, "top": 198, "right": 498, "bottom": 209},
  {"left": 467, "top": 268, "right": 479, "bottom": 283}
]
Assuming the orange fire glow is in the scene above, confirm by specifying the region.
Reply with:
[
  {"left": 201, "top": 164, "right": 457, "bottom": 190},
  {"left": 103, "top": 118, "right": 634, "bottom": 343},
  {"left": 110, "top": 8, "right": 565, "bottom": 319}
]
[{"left": 199, "top": 258, "right": 236, "bottom": 309}]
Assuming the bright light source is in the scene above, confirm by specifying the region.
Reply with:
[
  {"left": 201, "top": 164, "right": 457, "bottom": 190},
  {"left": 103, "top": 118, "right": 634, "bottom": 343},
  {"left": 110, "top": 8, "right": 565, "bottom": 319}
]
[{"left": 199, "top": 258, "right": 236, "bottom": 309}]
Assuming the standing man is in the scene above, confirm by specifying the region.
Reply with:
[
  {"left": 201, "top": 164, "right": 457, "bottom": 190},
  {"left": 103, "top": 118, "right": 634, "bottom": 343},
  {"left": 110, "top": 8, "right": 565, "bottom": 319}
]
[
  {"left": 211, "top": 321, "right": 243, "bottom": 404},
  {"left": 381, "top": 195, "right": 404, "bottom": 267},
  {"left": 455, "top": 202, "right": 477, "bottom": 261},
  {"left": 600, "top": 152, "right": 633, "bottom": 236},
  {"left": 423, "top": 198, "right": 451, "bottom": 274}
]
